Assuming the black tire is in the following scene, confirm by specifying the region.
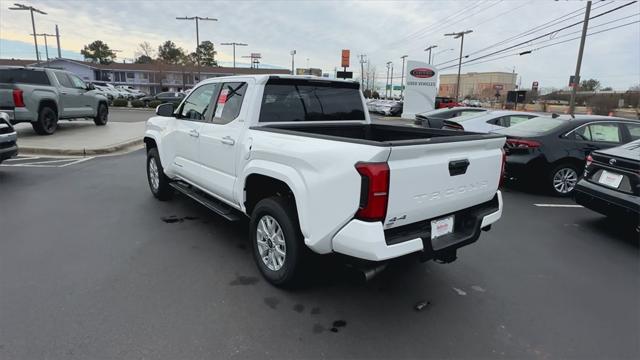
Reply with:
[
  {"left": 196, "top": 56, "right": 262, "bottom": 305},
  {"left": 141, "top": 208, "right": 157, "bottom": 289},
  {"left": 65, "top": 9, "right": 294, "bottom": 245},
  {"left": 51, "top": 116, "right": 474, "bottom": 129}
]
[
  {"left": 32, "top": 106, "right": 58, "bottom": 135},
  {"left": 548, "top": 163, "right": 580, "bottom": 197},
  {"left": 94, "top": 103, "right": 108, "bottom": 126},
  {"left": 146, "top": 148, "right": 172, "bottom": 201},
  {"left": 250, "top": 196, "right": 306, "bottom": 288}
]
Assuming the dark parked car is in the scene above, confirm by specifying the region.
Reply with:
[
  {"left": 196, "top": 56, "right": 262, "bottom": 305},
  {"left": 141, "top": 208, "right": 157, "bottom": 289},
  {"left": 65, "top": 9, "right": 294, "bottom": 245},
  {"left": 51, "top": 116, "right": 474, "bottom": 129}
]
[
  {"left": 574, "top": 140, "right": 639, "bottom": 228},
  {"left": 495, "top": 115, "right": 640, "bottom": 196},
  {"left": 140, "top": 92, "right": 185, "bottom": 107},
  {"left": 0, "top": 112, "right": 18, "bottom": 164},
  {"left": 415, "top": 106, "right": 487, "bottom": 128}
]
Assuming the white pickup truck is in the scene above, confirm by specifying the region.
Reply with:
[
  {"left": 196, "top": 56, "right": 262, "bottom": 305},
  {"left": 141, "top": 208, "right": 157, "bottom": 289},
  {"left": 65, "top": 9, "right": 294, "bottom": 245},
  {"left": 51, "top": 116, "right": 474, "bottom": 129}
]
[{"left": 144, "top": 75, "right": 505, "bottom": 287}]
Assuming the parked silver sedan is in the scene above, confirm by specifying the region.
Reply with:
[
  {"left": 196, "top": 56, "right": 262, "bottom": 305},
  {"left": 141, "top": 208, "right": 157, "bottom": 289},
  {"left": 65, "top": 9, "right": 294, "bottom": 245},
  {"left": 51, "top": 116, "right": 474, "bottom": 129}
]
[{"left": 441, "top": 110, "right": 540, "bottom": 133}]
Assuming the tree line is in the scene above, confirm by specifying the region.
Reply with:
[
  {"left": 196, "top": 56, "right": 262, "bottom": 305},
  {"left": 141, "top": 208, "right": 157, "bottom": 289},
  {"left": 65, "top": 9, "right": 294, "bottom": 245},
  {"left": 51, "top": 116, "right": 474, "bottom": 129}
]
[{"left": 80, "top": 40, "right": 218, "bottom": 67}]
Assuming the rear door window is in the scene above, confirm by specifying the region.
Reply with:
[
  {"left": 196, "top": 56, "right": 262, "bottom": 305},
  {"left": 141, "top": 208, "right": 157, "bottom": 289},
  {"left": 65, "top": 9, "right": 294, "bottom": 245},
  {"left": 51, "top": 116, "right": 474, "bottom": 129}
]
[
  {"left": 587, "top": 123, "right": 621, "bottom": 143},
  {"left": 213, "top": 82, "right": 248, "bottom": 124},
  {"left": 0, "top": 69, "right": 50, "bottom": 85},
  {"left": 259, "top": 79, "right": 365, "bottom": 122},
  {"left": 54, "top": 72, "right": 73, "bottom": 88}
]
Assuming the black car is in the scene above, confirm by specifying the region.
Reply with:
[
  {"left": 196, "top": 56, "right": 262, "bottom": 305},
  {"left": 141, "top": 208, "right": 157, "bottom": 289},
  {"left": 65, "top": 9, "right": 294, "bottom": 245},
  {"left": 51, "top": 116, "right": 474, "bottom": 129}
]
[
  {"left": 415, "top": 106, "right": 487, "bottom": 128},
  {"left": 574, "top": 140, "right": 639, "bottom": 228},
  {"left": 0, "top": 112, "right": 18, "bottom": 164},
  {"left": 495, "top": 115, "right": 640, "bottom": 196},
  {"left": 140, "top": 92, "right": 185, "bottom": 107}
]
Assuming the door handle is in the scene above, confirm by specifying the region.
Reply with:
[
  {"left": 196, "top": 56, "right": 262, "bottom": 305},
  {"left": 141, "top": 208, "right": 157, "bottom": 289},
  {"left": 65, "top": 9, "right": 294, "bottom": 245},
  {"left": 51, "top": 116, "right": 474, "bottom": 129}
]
[
  {"left": 221, "top": 136, "right": 235, "bottom": 145},
  {"left": 189, "top": 129, "right": 199, "bottom": 138}
]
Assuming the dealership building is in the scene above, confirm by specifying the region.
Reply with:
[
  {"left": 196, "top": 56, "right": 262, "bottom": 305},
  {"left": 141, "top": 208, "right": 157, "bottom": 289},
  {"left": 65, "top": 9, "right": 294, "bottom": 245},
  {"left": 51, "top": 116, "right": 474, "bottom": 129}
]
[
  {"left": 438, "top": 71, "right": 517, "bottom": 99},
  {"left": 0, "top": 58, "right": 290, "bottom": 94}
]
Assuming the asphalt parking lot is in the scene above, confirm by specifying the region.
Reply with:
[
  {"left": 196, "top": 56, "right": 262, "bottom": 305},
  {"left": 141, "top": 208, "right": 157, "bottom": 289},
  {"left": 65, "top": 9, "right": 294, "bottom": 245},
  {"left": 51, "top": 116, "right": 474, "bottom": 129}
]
[{"left": 1, "top": 148, "right": 637, "bottom": 360}]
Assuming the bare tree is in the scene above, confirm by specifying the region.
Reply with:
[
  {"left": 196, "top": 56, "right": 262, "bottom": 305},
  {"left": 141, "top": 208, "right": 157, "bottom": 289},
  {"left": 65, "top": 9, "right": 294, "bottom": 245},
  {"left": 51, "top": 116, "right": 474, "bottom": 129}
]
[{"left": 136, "top": 41, "right": 156, "bottom": 59}]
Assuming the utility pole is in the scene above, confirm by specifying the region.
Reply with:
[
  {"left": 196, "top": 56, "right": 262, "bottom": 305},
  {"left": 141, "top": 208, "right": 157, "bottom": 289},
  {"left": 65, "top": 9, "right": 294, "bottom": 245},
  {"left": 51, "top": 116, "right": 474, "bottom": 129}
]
[
  {"left": 9, "top": 3, "right": 47, "bottom": 63},
  {"left": 390, "top": 63, "right": 394, "bottom": 99},
  {"left": 176, "top": 16, "right": 218, "bottom": 67},
  {"left": 365, "top": 61, "right": 370, "bottom": 91},
  {"left": 55, "top": 25, "right": 61, "bottom": 58},
  {"left": 445, "top": 30, "right": 473, "bottom": 102},
  {"left": 424, "top": 45, "right": 437, "bottom": 64},
  {"left": 385, "top": 61, "right": 392, "bottom": 98},
  {"left": 220, "top": 42, "right": 247, "bottom": 68},
  {"left": 372, "top": 69, "right": 376, "bottom": 96},
  {"left": 569, "top": 0, "right": 591, "bottom": 116},
  {"left": 290, "top": 50, "right": 296, "bottom": 75},
  {"left": 30, "top": 33, "right": 55, "bottom": 60},
  {"left": 400, "top": 55, "right": 408, "bottom": 99},
  {"left": 359, "top": 54, "right": 367, "bottom": 92}
]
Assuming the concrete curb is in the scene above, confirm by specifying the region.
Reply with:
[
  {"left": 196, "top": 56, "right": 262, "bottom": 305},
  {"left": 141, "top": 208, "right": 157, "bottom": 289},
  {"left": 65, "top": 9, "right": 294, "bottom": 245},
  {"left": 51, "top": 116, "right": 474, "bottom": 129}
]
[{"left": 18, "top": 138, "right": 144, "bottom": 156}]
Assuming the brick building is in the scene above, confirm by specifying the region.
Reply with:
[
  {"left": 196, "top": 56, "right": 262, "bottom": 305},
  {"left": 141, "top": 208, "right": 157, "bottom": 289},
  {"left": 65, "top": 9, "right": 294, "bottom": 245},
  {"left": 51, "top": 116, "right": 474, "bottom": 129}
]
[{"left": 438, "top": 71, "right": 517, "bottom": 100}]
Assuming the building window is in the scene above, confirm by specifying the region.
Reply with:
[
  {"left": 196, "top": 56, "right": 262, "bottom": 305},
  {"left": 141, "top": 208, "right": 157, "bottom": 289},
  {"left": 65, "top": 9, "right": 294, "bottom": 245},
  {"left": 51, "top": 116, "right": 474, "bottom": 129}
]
[
  {"left": 142, "top": 72, "right": 148, "bottom": 79},
  {"left": 127, "top": 72, "right": 134, "bottom": 79}
]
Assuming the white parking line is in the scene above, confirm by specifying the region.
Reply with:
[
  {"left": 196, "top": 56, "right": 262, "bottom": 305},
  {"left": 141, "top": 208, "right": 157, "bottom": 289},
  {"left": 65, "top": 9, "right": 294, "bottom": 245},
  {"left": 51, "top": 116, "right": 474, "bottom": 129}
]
[
  {"left": 534, "top": 204, "right": 584, "bottom": 208},
  {"left": 1, "top": 156, "right": 94, "bottom": 168}
]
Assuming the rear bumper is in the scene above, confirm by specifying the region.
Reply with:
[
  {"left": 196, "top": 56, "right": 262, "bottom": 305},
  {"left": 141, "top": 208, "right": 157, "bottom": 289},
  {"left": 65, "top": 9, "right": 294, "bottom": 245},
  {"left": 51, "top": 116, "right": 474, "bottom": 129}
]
[
  {"left": 4, "top": 107, "right": 36, "bottom": 124},
  {"left": 332, "top": 191, "right": 503, "bottom": 261},
  {"left": 574, "top": 180, "right": 639, "bottom": 220}
]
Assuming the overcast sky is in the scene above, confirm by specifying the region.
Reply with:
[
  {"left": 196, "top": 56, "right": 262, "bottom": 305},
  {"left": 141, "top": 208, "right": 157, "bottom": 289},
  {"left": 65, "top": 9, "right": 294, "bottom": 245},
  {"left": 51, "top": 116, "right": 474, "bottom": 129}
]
[{"left": 1, "top": 0, "right": 638, "bottom": 90}]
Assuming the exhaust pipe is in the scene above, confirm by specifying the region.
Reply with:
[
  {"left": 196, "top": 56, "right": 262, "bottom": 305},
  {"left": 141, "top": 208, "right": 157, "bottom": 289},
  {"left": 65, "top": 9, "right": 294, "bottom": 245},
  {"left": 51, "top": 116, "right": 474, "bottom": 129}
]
[{"left": 347, "top": 263, "right": 388, "bottom": 283}]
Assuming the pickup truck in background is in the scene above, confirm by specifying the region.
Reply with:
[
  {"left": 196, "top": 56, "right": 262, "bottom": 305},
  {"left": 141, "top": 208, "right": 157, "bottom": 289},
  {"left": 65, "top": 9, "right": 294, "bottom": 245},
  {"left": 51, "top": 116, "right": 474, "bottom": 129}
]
[
  {"left": 144, "top": 75, "right": 506, "bottom": 287},
  {"left": 0, "top": 66, "right": 109, "bottom": 135}
]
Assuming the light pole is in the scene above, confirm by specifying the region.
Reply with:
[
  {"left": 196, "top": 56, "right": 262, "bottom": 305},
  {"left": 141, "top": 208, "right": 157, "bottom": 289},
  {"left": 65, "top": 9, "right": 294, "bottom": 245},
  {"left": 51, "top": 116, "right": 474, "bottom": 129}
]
[
  {"left": 9, "top": 3, "right": 46, "bottom": 63},
  {"left": 359, "top": 54, "right": 367, "bottom": 92},
  {"left": 400, "top": 55, "right": 407, "bottom": 99},
  {"left": 290, "top": 50, "right": 296, "bottom": 74},
  {"left": 220, "top": 42, "right": 247, "bottom": 68},
  {"left": 432, "top": 48, "right": 453, "bottom": 65},
  {"left": 176, "top": 16, "right": 218, "bottom": 66},
  {"left": 445, "top": 30, "right": 473, "bottom": 102},
  {"left": 424, "top": 45, "right": 437, "bottom": 64},
  {"left": 390, "top": 63, "right": 394, "bottom": 99},
  {"left": 31, "top": 33, "right": 55, "bottom": 60},
  {"left": 385, "top": 61, "right": 392, "bottom": 98},
  {"left": 569, "top": 1, "right": 591, "bottom": 116}
]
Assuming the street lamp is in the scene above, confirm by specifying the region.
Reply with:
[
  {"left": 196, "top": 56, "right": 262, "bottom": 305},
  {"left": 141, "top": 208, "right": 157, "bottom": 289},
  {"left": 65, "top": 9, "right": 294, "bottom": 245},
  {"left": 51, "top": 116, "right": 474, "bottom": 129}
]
[
  {"left": 290, "top": 50, "right": 296, "bottom": 75},
  {"left": 9, "top": 3, "right": 47, "bottom": 63},
  {"left": 424, "top": 45, "right": 437, "bottom": 64},
  {"left": 220, "top": 42, "right": 247, "bottom": 68},
  {"left": 445, "top": 30, "right": 473, "bottom": 101},
  {"left": 400, "top": 55, "right": 408, "bottom": 99}
]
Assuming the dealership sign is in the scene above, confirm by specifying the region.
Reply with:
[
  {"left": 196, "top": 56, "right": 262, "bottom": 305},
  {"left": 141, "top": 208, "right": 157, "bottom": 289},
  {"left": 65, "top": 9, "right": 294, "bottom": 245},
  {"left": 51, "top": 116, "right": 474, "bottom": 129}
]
[{"left": 401, "top": 60, "right": 439, "bottom": 119}]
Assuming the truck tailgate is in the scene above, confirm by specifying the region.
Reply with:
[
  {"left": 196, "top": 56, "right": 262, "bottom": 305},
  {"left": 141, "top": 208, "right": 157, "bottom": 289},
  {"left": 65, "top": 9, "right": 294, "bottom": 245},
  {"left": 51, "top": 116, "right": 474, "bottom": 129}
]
[{"left": 384, "top": 137, "right": 505, "bottom": 229}]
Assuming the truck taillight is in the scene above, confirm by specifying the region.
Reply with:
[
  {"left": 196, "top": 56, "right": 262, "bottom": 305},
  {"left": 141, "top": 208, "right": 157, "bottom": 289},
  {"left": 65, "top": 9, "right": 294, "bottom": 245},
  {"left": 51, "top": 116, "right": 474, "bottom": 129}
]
[
  {"left": 13, "top": 89, "right": 25, "bottom": 107},
  {"left": 355, "top": 162, "right": 390, "bottom": 222},
  {"left": 499, "top": 148, "right": 506, "bottom": 187}
]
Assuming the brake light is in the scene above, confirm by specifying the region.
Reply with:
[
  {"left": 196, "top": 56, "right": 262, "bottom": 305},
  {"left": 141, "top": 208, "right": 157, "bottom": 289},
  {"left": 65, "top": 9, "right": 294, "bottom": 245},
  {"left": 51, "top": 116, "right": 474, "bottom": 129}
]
[
  {"left": 506, "top": 139, "right": 540, "bottom": 148},
  {"left": 585, "top": 154, "right": 593, "bottom": 167},
  {"left": 12, "top": 89, "right": 25, "bottom": 107},
  {"left": 499, "top": 148, "right": 506, "bottom": 187},
  {"left": 355, "top": 162, "right": 390, "bottom": 222},
  {"left": 444, "top": 121, "right": 464, "bottom": 131}
]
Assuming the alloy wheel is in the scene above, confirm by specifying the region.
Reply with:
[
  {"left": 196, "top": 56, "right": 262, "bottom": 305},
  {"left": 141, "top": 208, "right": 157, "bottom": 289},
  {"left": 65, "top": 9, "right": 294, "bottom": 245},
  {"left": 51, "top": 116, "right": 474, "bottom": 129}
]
[
  {"left": 256, "top": 215, "right": 286, "bottom": 271},
  {"left": 553, "top": 167, "right": 578, "bottom": 194},
  {"left": 148, "top": 158, "right": 160, "bottom": 192}
]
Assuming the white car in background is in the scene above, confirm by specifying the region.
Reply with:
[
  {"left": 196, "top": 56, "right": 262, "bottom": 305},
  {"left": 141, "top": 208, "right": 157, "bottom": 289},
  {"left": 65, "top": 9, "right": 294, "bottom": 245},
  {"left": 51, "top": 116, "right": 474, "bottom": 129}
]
[
  {"left": 442, "top": 110, "right": 540, "bottom": 133},
  {"left": 92, "top": 84, "right": 118, "bottom": 101},
  {"left": 117, "top": 85, "right": 146, "bottom": 99}
]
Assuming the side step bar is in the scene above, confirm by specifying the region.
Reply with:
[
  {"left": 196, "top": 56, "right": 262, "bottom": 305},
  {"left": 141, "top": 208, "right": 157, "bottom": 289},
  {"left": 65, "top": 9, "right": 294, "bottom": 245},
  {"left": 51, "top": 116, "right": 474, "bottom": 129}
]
[{"left": 169, "top": 181, "right": 241, "bottom": 221}]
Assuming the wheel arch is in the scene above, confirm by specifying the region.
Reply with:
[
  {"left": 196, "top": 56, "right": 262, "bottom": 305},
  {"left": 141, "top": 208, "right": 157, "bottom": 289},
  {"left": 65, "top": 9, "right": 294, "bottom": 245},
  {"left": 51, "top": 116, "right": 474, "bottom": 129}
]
[{"left": 38, "top": 99, "right": 58, "bottom": 115}]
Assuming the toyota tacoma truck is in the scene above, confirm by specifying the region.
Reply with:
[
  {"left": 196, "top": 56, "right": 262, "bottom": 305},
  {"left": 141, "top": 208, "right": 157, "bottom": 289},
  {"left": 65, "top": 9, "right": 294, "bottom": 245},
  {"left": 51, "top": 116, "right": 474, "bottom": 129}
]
[
  {"left": 144, "top": 75, "right": 505, "bottom": 287},
  {"left": 0, "top": 66, "right": 109, "bottom": 135}
]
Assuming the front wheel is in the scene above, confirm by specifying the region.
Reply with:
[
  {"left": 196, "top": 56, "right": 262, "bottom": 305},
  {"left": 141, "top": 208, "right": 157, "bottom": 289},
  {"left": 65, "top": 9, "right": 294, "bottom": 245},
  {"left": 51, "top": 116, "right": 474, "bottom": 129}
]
[
  {"left": 250, "top": 197, "right": 305, "bottom": 288},
  {"left": 146, "top": 148, "right": 172, "bottom": 201},
  {"left": 549, "top": 163, "right": 580, "bottom": 196},
  {"left": 94, "top": 103, "right": 108, "bottom": 126}
]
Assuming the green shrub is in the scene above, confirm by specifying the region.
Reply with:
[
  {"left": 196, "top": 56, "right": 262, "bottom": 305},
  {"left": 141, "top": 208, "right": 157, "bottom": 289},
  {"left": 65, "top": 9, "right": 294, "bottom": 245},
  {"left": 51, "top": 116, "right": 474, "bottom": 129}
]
[
  {"left": 131, "top": 100, "right": 144, "bottom": 108},
  {"left": 148, "top": 100, "right": 162, "bottom": 108},
  {"left": 112, "top": 99, "right": 129, "bottom": 107}
]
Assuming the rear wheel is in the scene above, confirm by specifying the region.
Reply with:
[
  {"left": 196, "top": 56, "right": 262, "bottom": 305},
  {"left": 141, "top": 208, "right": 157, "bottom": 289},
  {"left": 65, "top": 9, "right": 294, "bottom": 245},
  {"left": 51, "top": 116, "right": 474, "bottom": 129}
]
[
  {"left": 549, "top": 163, "right": 580, "bottom": 196},
  {"left": 32, "top": 106, "right": 58, "bottom": 135},
  {"left": 93, "top": 103, "right": 108, "bottom": 126},
  {"left": 250, "top": 196, "right": 305, "bottom": 288}
]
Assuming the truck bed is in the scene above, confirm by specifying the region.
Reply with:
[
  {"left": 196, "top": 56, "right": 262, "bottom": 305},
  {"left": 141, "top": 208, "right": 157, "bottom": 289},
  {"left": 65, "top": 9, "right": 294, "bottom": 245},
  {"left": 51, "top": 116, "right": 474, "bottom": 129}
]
[{"left": 252, "top": 123, "right": 504, "bottom": 146}]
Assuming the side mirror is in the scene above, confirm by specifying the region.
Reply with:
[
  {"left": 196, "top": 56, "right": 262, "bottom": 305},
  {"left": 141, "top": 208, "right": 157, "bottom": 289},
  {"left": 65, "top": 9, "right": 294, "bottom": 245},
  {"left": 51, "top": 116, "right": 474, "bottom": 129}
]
[
  {"left": 156, "top": 103, "right": 175, "bottom": 117},
  {"left": 86, "top": 83, "right": 95, "bottom": 90}
]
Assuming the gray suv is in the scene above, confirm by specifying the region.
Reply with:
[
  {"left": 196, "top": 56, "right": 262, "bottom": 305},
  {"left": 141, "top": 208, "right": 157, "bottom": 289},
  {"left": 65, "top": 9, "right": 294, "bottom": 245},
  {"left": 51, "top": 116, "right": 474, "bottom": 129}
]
[{"left": 0, "top": 67, "right": 109, "bottom": 135}]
